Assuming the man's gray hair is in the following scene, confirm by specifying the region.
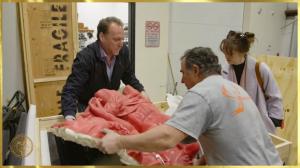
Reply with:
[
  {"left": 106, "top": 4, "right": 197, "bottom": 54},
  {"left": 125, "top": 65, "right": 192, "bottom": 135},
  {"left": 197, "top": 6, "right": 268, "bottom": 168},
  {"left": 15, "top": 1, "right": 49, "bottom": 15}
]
[
  {"left": 97, "top": 16, "right": 124, "bottom": 40},
  {"left": 181, "top": 47, "right": 221, "bottom": 75}
]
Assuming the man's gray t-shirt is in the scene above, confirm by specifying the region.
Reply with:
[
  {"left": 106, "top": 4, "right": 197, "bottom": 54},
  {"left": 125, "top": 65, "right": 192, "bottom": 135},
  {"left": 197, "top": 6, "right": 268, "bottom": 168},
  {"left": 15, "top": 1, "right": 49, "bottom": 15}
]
[{"left": 165, "top": 75, "right": 282, "bottom": 165}]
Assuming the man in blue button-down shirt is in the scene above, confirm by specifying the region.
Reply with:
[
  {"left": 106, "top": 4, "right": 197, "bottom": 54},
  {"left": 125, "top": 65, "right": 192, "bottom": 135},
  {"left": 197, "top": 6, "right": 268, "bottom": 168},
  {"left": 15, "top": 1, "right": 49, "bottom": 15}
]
[
  {"left": 62, "top": 16, "right": 148, "bottom": 121},
  {"left": 58, "top": 16, "right": 149, "bottom": 165}
]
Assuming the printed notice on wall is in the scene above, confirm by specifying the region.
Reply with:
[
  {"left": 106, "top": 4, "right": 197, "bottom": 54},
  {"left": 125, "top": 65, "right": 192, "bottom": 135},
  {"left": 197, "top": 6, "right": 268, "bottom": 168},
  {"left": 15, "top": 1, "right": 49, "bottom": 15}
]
[{"left": 145, "top": 21, "right": 160, "bottom": 47}]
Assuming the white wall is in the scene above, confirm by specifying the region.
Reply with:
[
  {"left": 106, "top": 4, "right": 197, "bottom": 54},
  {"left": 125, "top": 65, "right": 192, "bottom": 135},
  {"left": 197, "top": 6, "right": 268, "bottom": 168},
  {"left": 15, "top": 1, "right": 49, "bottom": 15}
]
[
  {"left": 135, "top": 3, "right": 170, "bottom": 102},
  {"left": 243, "top": 3, "right": 287, "bottom": 56},
  {"left": 280, "top": 3, "right": 297, "bottom": 57},
  {"left": 77, "top": 3, "right": 128, "bottom": 43},
  {"left": 2, "top": 3, "right": 26, "bottom": 104},
  {"left": 167, "top": 2, "right": 296, "bottom": 96},
  {"left": 167, "top": 3, "right": 244, "bottom": 96},
  {"left": 279, "top": 17, "right": 297, "bottom": 57}
]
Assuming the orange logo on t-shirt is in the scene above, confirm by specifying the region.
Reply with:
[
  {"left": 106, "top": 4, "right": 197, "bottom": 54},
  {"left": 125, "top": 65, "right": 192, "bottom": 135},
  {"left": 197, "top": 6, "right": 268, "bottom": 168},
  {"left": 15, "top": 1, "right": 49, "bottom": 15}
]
[{"left": 221, "top": 84, "right": 250, "bottom": 115}]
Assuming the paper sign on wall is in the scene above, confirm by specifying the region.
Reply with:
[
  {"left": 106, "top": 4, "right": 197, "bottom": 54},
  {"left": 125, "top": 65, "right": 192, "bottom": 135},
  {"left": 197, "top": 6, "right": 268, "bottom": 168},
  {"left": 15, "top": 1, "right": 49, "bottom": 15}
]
[{"left": 145, "top": 21, "right": 160, "bottom": 47}]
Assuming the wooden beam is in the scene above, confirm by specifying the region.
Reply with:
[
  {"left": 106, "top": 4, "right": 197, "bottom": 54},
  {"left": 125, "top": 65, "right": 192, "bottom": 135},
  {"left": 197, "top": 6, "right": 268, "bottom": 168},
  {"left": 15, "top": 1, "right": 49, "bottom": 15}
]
[
  {"left": 33, "top": 76, "right": 67, "bottom": 84},
  {"left": 19, "top": 3, "right": 36, "bottom": 104}
]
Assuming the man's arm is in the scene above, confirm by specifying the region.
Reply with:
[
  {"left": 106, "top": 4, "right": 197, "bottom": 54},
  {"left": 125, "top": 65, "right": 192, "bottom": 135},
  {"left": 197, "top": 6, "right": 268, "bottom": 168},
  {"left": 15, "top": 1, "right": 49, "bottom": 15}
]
[
  {"left": 260, "top": 63, "right": 284, "bottom": 125},
  {"left": 99, "top": 124, "right": 188, "bottom": 154},
  {"left": 61, "top": 53, "right": 90, "bottom": 118}
]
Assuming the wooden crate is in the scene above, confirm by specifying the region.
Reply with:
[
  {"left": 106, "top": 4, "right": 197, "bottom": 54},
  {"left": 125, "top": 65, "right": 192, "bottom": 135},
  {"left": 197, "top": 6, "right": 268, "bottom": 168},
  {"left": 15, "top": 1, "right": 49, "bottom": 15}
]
[
  {"left": 35, "top": 115, "right": 292, "bottom": 165},
  {"left": 255, "top": 55, "right": 297, "bottom": 164},
  {"left": 19, "top": 3, "right": 78, "bottom": 117},
  {"left": 34, "top": 80, "right": 66, "bottom": 117},
  {"left": 270, "top": 134, "right": 292, "bottom": 164},
  {"left": 154, "top": 101, "right": 169, "bottom": 112},
  {"left": 35, "top": 115, "right": 64, "bottom": 165},
  {"left": 36, "top": 115, "right": 128, "bottom": 165}
]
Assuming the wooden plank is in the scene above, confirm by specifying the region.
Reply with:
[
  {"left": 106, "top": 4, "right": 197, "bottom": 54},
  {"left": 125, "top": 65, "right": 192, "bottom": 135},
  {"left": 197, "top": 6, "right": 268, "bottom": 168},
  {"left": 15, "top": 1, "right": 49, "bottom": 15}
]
[
  {"left": 34, "top": 80, "right": 66, "bottom": 117},
  {"left": 39, "top": 115, "right": 64, "bottom": 131},
  {"left": 270, "top": 133, "right": 292, "bottom": 164},
  {"left": 255, "top": 55, "right": 297, "bottom": 165},
  {"left": 19, "top": 3, "right": 36, "bottom": 104},
  {"left": 71, "top": 3, "right": 79, "bottom": 55},
  {"left": 34, "top": 76, "right": 67, "bottom": 83}
]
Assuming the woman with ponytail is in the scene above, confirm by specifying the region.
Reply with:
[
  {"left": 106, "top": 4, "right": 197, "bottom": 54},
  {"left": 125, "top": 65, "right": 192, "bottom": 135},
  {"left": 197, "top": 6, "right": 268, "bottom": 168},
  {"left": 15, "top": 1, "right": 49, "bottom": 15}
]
[{"left": 220, "top": 30, "right": 284, "bottom": 133}]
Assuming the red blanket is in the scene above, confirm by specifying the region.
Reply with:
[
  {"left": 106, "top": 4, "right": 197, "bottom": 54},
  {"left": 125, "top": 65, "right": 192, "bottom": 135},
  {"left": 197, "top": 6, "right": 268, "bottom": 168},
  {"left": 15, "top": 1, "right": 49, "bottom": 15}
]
[{"left": 53, "top": 85, "right": 199, "bottom": 165}]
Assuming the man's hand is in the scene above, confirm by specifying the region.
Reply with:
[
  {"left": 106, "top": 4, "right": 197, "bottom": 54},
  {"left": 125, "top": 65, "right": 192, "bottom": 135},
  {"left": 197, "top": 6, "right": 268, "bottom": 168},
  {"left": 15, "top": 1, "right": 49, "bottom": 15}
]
[{"left": 98, "top": 129, "right": 123, "bottom": 154}]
